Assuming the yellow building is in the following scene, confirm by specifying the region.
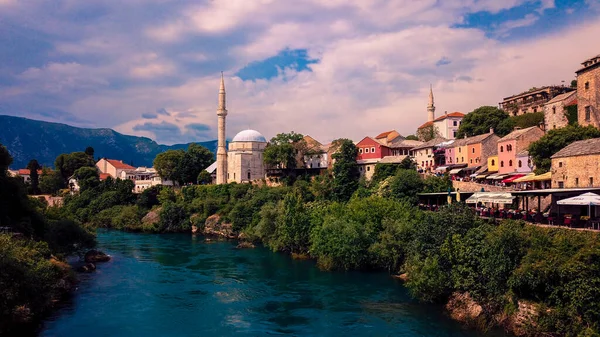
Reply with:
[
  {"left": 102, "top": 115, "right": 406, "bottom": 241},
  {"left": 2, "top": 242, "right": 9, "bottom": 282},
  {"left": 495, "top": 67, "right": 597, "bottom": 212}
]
[{"left": 487, "top": 155, "right": 499, "bottom": 173}]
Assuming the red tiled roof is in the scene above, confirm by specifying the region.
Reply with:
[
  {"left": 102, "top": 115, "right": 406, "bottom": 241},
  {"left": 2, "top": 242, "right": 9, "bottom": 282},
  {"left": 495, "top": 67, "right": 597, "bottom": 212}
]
[
  {"left": 17, "top": 169, "right": 43, "bottom": 175},
  {"left": 99, "top": 173, "right": 112, "bottom": 181},
  {"left": 433, "top": 112, "right": 465, "bottom": 122},
  {"left": 106, "top": 159, "right": 136, "bottom": 170},
  {"left": 375, "top": 130, "right": 394, "bottom": 139},
  {"left": 417, "top": 121, "right": 434, "bottom": 129}
]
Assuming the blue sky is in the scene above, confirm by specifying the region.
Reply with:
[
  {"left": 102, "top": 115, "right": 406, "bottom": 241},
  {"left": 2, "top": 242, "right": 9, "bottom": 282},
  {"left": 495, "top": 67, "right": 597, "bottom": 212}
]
[{"left": 0, "top": 0, "right": 599, "bottom": 144}]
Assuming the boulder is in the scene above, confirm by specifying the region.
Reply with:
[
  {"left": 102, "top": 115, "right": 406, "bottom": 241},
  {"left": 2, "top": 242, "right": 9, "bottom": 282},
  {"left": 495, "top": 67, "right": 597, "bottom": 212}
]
[
  {"left": 504, "top": 300, "right": 540, "bottom": 336},
  {"left": 236, "top": 242, "right": 255, "bottom": 249},
  {"left": 392, "top": 273, "right": 409, "bottom": 281},
  {"left": 142, "top": 208, "right": 161, "bottom": 226},
  {"left": 77, "top": 263, "right": 96, "bottom": 273},
  {"left": 446, "top": 292, "right": 483, "bottom": 323},
  {"left": 203, "top": 214, "right": 238, "bottom": 239},
  {"left": 84, "top": 249, "right": 111, "bottom": 263}
]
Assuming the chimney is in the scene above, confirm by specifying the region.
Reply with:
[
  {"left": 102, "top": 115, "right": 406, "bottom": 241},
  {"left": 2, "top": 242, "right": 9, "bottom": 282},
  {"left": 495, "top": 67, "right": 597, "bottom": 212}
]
[{"left": 490, "top": 127, "right": 494, "bottom": 134}]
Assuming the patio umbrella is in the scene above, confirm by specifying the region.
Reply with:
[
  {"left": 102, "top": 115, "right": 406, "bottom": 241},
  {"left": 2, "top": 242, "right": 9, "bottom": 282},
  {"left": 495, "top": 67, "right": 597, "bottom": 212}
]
[{"left": 557, "top": 192, "right": 600, "bottom": 217}]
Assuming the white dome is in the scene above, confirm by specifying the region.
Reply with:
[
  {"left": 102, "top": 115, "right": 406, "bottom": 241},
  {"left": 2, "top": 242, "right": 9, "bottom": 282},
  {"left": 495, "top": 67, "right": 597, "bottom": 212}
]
[{"left": 231, "top": 129, "right": 267, "bottom": 143}]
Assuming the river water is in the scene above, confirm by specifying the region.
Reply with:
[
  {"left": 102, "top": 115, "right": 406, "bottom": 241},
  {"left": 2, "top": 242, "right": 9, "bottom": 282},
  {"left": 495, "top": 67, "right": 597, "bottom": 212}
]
[{"left": 38, "top": 230, "right": 503, "bottom": 337}]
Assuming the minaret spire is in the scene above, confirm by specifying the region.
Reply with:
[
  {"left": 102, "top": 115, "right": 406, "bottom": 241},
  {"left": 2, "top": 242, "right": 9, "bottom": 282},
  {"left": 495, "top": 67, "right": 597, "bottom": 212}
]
[
  {"left": 216, "top": 72, "right": 228, "bottom": 184},
  {"left": 427, "top": 84, "right": 436, "bottom": 122}
]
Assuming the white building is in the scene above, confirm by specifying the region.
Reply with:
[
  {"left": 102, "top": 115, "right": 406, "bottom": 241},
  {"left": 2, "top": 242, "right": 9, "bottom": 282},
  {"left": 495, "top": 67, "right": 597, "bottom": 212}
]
[
  {"left": 118, "top": 167, "right": 174, "bottom": 193},
  {"left": 227, "top": 130, "right": 267, "bottom": 183}
]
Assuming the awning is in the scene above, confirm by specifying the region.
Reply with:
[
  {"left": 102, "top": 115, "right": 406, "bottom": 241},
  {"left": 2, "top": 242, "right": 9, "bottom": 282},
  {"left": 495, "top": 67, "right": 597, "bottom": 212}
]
[
  {"left": 466, "top": 192, "right": 515, "bottom": 204},
  {"left": 513, "top": 173, "right": 535, "bottom": 183},
  {"left": 475, "top": 174, "right": 489, "bottom": 179},
  {"left": 532, "top": 172, "right": 552, "bottom": 181},
  {"left": 502, "top": 174, "right": 525, "bottom": 183},
  {"left": 486, "top": 174, "right": 499, "bottom": 180},
  {"left": 493, "top": 174, "right": 509, "bottom": 180},
  {"left": 449, "top": 168, "right": 463, "bottom": 175},
  {"left": 465, "top": 166, "right": 480, "bottom": 172},
  {"left": 474, "top": 164, "right": 488, "bottom": 175},
  {"left": 435, "top": 166, "right": 449, "bottom": 172}
]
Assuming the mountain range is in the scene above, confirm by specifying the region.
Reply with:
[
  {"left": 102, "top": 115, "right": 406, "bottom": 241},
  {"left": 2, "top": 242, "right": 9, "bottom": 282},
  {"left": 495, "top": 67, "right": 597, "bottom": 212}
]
[{"left": 1, "top": 115, "right": 217, "bottom": 169}]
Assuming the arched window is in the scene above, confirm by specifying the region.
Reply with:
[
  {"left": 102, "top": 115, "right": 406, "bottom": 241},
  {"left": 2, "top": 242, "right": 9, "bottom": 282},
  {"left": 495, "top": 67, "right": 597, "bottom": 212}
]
[
  {"left": 509, "top": 160, "right": 513, "bottom": 167},
  {"left": 472, "top": 148, "right": 475, "bottom": 153},
  {"left": 461, "top": 157, "right": 464, "bottom": 162},
  {"left": 501, "top": 161, "right": 504, "bottom": 167},
  {"left": 518, "top": 160, "right": 522, "bottom": 168},
  {"left": 491, "top": 159, "right": 495, "bottom": 166},
  {"left": 500, "top": 146, "right": 504, "bottom": 152},
  {"left": 247, "top": 172, "right": 251, "bottom": 179}
]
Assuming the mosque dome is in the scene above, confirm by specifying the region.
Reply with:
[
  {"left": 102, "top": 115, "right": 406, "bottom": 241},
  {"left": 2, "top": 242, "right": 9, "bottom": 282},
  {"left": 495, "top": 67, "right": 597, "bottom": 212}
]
[{"left": 231, "top": 129, "right": 267, "bottom": 143}]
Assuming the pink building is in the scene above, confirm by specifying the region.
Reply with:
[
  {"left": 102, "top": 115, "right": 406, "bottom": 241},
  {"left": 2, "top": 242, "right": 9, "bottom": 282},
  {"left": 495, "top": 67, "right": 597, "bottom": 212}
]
[{"left": 497, "top": 126, "right": 544, "bottom": 174}]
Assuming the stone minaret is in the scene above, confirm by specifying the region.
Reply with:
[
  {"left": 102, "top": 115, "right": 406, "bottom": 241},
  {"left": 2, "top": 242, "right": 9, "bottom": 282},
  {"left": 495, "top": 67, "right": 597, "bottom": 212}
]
[
  {"left": 216, "top": 72, "right": 228, "bottom": 185},
  {"left": 427, "top": 84, "right": 436, "bottom": 122}
]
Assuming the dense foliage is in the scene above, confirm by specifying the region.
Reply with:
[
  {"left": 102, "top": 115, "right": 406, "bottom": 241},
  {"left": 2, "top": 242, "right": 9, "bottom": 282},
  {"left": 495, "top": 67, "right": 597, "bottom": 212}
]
[
  {"left": 528, "top": 125, "right": 600, "bottom": 174},
  {"left": 456, "top": 106, "right": 513, "bottom": 138},
  {"left": 416, "top": 124, "right": 441, "bottom": 142},
  {"left": 0, "top": 144, "right": 95, "bottom": 334},
  {"left": 153, "top": 143, "right": 214, "bottom": 185}
]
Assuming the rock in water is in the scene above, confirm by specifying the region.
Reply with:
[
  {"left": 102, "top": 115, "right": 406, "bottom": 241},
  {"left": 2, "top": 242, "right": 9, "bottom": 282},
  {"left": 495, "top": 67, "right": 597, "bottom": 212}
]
[
  {"left": 84, "top": 250, "right": 111, "bottom": 263},
  {"left": 236, "top": 242, "right": 255, "bottom": 249},
  {"left": 77, "top": 263, "right": 96, "bottom": 273}
]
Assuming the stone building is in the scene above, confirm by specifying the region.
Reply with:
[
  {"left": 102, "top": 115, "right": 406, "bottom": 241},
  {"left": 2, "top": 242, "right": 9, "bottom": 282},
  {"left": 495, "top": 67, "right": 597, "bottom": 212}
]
[
  {"left": 576, "top": 54, "right": 600, "bottom": 128},
  {"left": 551, "top": 138, "right": 600, "bottom": 188},
  {"left": 500, "top": 86, "right": 574, "bottom": 117},
  {"left": 465, "top": 131, "right": 500, "bottom": 168},
  {"left": 227, "top": 130, "right": 267, "bottom": 183},
  {"left": 497, "top": 126, "right": 544, "bottom": 174},
  {"left": 544, "top": 90, "right": 577, "bottom": 130},
  {"left": 413, "top": 137, "right": 448, "bottom": 172},
  {"left": 302, "top": 135, "right": 328, "bottom": 170}
]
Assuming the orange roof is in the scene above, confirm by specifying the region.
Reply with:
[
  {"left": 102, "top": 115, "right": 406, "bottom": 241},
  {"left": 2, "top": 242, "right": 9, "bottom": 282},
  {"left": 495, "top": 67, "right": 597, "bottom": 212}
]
[
  {"left": 417, "top": 121, "right": 434, "bottom": 129},
  {"left": 106, "top": 159, "right": 136, "bottom": 170},
  {"left": 375, "top": 131, "right": 394, "bottom": 139},
  {"left": 99, "top": 173, "right": 111, "bottom": 181},
  {"left": 17, "top": 169, "right": 43, "bottom": 175},
  {"left": 433, "top": 112, "right": 465, "bottom": 122}
]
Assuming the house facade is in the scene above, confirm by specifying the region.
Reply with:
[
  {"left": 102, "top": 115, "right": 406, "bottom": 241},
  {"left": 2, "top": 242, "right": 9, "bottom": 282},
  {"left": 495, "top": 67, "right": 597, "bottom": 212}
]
[
  {"left": 497, "top": 126, "right": 544, "bottom": 174},
  {"left": 356, "top": 137, "right": 392, "bottom": 161},
  {"left": 551, "top": 138, "right": 600, "bottom": 188},
  {"left": 515, "top": 150, "right": 534, "bottom": 173},
  {"left": 413, "top": 137, "right": 447, "bottom": 171},
  {"left": 433, "top": 112, "right": 465, "bottom": 140},
  {"left": 96, "top": 158, "right": 136, "bottom": 179},
  {"left": 302, "top": 135, "right": 328, "bottom": 170},
  {"left": 466, "top": 131, "right": 500, "bottom": 168},
  {"left": 500, "top": 86, "right": 574, "bottom": 117},
  {"left": 544, "top": 90, "right": 577, "bottom": 130},
  {"left": 487, "top": 155, "right": 499, "bottom": 173},
  {"left": 576, "top": 54, "right": 600, "bottom": 128}
]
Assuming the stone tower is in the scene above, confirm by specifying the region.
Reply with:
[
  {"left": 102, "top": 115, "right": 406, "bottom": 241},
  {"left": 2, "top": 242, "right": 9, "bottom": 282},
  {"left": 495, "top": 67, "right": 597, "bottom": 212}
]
[
  {"left": 216, "top": 72, "right": 228, "bottom": 185},
  {"left": 427, "top": 84, "right": 436, "bottom": 122}
]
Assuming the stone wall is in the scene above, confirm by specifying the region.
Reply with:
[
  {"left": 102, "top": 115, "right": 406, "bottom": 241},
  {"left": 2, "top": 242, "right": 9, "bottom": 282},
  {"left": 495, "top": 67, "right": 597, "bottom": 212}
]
[
  {"left": 551, "top": 154, "right": 600, "bottom": 188},
  {"left": 544, "top": 98, "right": 570, "bottom": 130},
  {"left": 577, "top": 63, "right": 600, "bottom": 128}
]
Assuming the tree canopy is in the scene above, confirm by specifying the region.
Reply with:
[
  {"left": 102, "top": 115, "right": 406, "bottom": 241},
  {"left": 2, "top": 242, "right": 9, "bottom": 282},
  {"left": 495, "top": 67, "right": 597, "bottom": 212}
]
[
  {"left": 54, "top": 151, "right": 96, "bottom": 182},
  {"left": 263, "top": 132, "right": 312, "bottom": 183},
  {"left": 153, "top": 143, "right": 213, "bottom": 185},
  {"left": 26, "top": 159, "right": 41, "bottom": 195},
  {"left": 331, "top": 138, "right": 359, "bottom": 202},
  {"left": 416, "top": 124, "right": 441, "bottom": 142},
  {"left": 528, "top": 125, "right": 600, "bottom": 174},
  {"left": 456, "top": 106, "right": 512, "bottom": 138},
  {"left": 0, "top": 144, "right": 12, "bottom": 174}
]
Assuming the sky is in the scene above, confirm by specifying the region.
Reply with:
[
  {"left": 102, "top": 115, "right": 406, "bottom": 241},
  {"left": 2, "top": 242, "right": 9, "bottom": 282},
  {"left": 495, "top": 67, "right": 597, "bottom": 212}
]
[{"left": 1, "top": 0, "right": 599, "bottom": 145}]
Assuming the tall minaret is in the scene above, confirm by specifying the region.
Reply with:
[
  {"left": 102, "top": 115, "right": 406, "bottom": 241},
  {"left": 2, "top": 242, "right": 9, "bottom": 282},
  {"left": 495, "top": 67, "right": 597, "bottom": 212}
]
[
  {"left": 427, "top": 84, "right": 436, "bottom": 122},
  {"left": 216, "top": 72, "right": 228, "bottom": 184}
]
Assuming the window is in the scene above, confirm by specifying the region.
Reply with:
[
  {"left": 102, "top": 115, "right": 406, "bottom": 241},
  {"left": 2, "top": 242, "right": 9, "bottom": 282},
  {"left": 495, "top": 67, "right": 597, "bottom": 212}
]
[
  {"left": 233, "top": 173, "right": 236, "bottom": 179},
  {"left": 422, "top": 161, "right": 424, "bottom": 167},
  {"left": 491, "top": 159, "right": 495, "bottom": 166},
  {"left": 559, "top": 162, "right": 563, "bottom": 168},
  {"left": 459, "top": 148, "right": 461, "bottom": 153},
  {"left": 533, "top": 107, "right": 537, "bottom": 113},
  {"left": 575, "top": 178, "right": 579, "bottom": 187},
  {"left": 518, "top": 160, "right": 522, "bottom": 168},
  {"left": 509, "top": 160, "right": 513, "bottom": 167},
  {"left": 247, "top": 172, "right": 251, "bottom": 180},
  {"left": 365, "top": 148, "right": 369, "bottom": 153},
  {"left": 453, "top": 131, "right": 457, "bottom": 138},
  {"left": 371, "top": 147, "right": 375, "bottom": 153},
  {"left": 472, "top": 148, "right": 475, "bottom": 153},
  {"left": 501, "top": 161, "right": 504, "bottom": 167},
  {"left": 585, "top": 82, "right": 590, "bottom": 90},
  {"left": 359, "top": 148, "right": 363, "bottom": 154},
  {"left": 461, "top": 157, "right": 464, "bottom": 162},
  {"left": 553, "top": 124, "right": 556, "bottom": 129},
  {"left": 591, "top": 177, "right": 595, "bottom": 187},
  {"left": 558, "top": 181, "right": 564, "bottom": 188},
  {"left": 359, "top": 166, "right": 363, "bottom": 171},
  {"left": 470, "top": 159, "right": 473, "bottom": 164},
  {"left": 453, "top": 121, "right": 457, "bottom": 126},
  {"left": 585, "top": 106, "right": 592, "bottom": 121},
  {"left": 552, "top": 106, "right": 556, "bottom": 114},
  {"left": 500, "top": 146, "right": 504, "bottom": 152},
  {"left": 367, "top": 166, "right": 370, "bottom": 172}
]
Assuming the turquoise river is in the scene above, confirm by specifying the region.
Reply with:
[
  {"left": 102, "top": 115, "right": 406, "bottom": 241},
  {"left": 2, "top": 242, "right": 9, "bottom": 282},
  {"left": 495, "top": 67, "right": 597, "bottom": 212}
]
[{"left": 36, "top": 230, "right": 506, "bottom": 337}]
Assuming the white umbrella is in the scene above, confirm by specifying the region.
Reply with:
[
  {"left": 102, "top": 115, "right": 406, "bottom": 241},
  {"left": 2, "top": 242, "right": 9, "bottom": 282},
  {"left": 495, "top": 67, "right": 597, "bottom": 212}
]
[{"left": 557, "top": 192, "right": 600, "bottom": 217}]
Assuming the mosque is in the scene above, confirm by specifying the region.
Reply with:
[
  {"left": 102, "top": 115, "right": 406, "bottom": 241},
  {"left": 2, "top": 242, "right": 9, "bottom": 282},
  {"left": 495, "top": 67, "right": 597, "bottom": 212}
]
[{"left": 215, "top": 74, "right": 267, "bottom": 184}]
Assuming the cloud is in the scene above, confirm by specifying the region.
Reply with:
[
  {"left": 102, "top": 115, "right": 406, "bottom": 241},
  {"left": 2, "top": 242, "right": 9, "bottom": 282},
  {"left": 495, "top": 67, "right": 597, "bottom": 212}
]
[
  {"left": 436, "top": 57, "right": 452, "bottom": 67},
  {"left": 495, "top": 14, "right": 540, "bottom": 38},
  {"left": 236, "top": 48, "right": 319, "bottom": 81},
  {"left": 141, "top": 112, "right": 157, "bottom": 119}
]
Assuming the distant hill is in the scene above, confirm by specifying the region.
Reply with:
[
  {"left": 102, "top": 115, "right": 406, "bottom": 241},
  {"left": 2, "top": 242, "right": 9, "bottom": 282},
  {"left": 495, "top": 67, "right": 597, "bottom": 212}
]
[{"left": 0, "top": 115, "right": 217, "bottom": 168}]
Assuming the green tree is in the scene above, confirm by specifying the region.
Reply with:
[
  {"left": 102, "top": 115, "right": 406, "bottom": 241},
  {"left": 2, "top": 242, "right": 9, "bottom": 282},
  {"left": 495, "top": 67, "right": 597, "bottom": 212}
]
[
  {"left": 26, "top": 159, "right": 41, "bottom": 195},
  {"left": 510, "top": 111, "right": 544, "bottom": 130},
  {"left": 331, "top": 139, "right": 359, "bottom": 202},
  {"left": 398, "top": 156, "right": 416, "bottom": 170},
  {"left": 372, "top": 164, "right": 399, "bottom": 184},
  {"left": 197, "top": 170, "right": 212, "bottom": 185},
  {"left": 39, "top": 169, "right": 65, "bottom": 195},
  {"left": 571, "top": 79, "right": 577, "bottom": 88},
  {"left": 405, "top": 134, "right": 419, "bottom": 141},
  {"left": 528, "top": 125, "right": 600, "bottom": 173},
  {"left": 389, "top": 169, "right": 424, "bottom": 204},
  {"left": 85, "top": 146, "right": 95, "bottom": 158},
  {"left": 416, "top": 124, "right": 441, "bottom": 142},
  {"left": 263, "top": 132, "right": 308, "bottom": 183},
  {"left": 456, "top": 106, "right": 512, "bottom": 138},
  {"left": 73, "top": 166, "right": 100, "bottom": 192},
  {"left": 0, "top": 143, "right": 12, "bottom": 175},
  {"left": 153, "top": 149, "right": 185, "bottom": 183},
  {"left": 178, "top": 143, "right": 214, "bottom": 184},
  {"left": 422, "top": 174, "right": 452, "bottom": 193},
  {"left": 565, "top": 105, "right": 578, "bottom": 126},
  {"left": 54, "top": 152, "right": 95, "bottom": 182}
]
